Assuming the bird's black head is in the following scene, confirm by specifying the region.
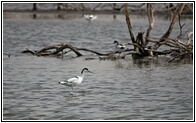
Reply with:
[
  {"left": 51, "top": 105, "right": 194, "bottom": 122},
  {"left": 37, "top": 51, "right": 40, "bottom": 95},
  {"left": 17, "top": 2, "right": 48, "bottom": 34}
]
[
  {"left": 81, "top": 68, "right": 93, "bottom": 74},
  {"left": 81, "top": 68, "right": 88, "bottom": 74},
  {"left": 113, "top": 40, "right": 119, "bottom": 45}
]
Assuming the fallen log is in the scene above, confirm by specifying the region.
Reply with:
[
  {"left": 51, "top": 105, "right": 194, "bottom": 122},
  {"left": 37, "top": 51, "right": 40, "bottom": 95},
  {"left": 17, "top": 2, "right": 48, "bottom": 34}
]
[{"left": 22, "top": 44, "right": 83, "bottom": 57}]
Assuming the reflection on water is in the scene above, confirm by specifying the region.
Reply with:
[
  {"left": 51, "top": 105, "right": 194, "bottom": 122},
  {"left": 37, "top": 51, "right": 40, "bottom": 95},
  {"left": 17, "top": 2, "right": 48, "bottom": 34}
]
[{"left": 3, "top": 14, "right": 193, "bottom": 120}]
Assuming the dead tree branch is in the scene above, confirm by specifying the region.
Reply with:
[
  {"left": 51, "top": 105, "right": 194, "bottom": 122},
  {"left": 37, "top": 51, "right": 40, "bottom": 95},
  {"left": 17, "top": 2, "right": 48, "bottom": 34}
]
[
  {"left": 145, "top": 3, "right": 154, "bottom": 46},
  {"left": 22, "top": 44, "right": 83, "bottom": 57},
  {"left": 76, "top": 47, "right": 111, "bottom": 56},
  {"left": 154, "top": 3, "right": 185, "bottom": 50},
  {"left": 124, "top": 4, "right": 136, "bottom": 49},
  {"left": 177, "top": 14, "right": 185, "bottom": 39}
]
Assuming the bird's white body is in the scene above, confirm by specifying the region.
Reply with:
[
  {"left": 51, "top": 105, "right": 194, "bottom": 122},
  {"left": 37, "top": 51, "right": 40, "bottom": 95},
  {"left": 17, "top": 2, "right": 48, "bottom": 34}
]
[
  {"left": 83, "top": 14, "right": 97, "bottom": 21},
  {"left": 59, "top": 74, "right": 84, "bottom": 87},
  {"left": 115, "top": 44, "right": 126, "bottom": 52},
  {"left": 114, "top": 40, "right": 127, "bottom": 53},
  {"left": 59, "top": 68, "right": 93, "bottom": 94}
]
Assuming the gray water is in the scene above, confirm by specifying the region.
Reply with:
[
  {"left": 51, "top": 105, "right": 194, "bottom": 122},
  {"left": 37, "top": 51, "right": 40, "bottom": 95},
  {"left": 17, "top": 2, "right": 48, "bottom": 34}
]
[{"left": 3, "top": 14, "right": 193, "bottom": 120}]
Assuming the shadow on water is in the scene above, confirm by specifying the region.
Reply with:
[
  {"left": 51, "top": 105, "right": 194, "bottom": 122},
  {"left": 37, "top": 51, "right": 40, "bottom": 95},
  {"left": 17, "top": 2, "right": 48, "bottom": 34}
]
[{"left": 60, "top": 91, "right": 89, "bottom": 98}]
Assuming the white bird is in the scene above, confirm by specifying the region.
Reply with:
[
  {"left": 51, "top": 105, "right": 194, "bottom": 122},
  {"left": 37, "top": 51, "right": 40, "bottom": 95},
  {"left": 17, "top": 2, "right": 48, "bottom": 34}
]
[
  {"left": 59, "top": 68, "right": 93, "bottom": 94},
  {"left": 83, "top": 14, "right": 97, "bottom": 22},
  {"left": 113, "top": 40, "right": 127, "bottom": 54}
]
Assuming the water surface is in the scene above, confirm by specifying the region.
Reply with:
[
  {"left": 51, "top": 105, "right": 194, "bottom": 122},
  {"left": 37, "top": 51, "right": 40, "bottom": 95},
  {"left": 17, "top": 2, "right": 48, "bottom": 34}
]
[{"left": 3, "top": 14, "right": 193, "bottom": 120}]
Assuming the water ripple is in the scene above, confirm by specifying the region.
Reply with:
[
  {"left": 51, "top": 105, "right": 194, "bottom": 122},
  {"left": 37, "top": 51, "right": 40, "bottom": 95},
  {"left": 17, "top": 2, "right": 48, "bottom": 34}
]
[{"left": 3, "top": 15, "right": 193, "bottom": 120}]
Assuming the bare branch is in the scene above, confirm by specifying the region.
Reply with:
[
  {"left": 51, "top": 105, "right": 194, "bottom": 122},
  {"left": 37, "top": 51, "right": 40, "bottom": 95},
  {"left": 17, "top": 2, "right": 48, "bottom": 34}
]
[
  {"left": 145, "top": 3, "right": 154, "bottom": 46},
  {"left": 76, "top": 47, "right": 111, "bottom": 56},
  {"left": 154, "top": 3, "right": 185, "bottom": 50},
  {"left": 52, "top": 44, "right": 83, "bottom": 57},
  {"left": 177, "top": 14, "right": 185, "bottom": 39},
  {"left": 124, "top": 4, "right": 136, "bottom": 49}
]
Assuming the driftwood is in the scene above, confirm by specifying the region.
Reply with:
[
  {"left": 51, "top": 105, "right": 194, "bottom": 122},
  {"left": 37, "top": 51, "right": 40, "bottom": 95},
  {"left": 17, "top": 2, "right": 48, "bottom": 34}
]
[
  {"left": 22, "top": 44, "right": 82, "bottom": 57},
  {"left": 123, "top": 3, "right": 192, "bottom": 62},
  {"left": 22, "top": 43, "right": 134, "bottom": 58},
  {"left": 22, "top": 3, "right": 192, "bottom": 63}
]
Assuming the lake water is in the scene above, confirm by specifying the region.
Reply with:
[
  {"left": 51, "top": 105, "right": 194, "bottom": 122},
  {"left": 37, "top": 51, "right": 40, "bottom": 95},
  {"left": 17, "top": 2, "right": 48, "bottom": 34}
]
[{"left": 3, "top": 14, "right": 193, "bottom": 120}]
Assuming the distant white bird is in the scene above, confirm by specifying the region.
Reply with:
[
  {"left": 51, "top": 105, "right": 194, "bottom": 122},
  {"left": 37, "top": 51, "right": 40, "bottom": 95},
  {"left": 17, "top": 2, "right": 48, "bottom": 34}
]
[
  {"left": 83, "top": 14, "right": 97, "bottom": 22},
  {"left": 113, "top": 40, "right": 127, "bottom": 54},
  {"left": 59, "top": 68, "right": 93, "bottom": 94}
]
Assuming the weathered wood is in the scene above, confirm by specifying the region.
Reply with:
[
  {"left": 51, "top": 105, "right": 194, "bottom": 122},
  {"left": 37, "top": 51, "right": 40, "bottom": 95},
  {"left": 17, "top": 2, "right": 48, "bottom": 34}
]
[
  {"left": 76, "top": 47, "right": 111, "bottom": 56},
  {"left": 22, "top": 44, "right": 83, "bottom": 57},
  {"left": 145, "top": 3, "right": 154, "bottom": 46},
  {"left": 52, "top": 44, "right": 83, "bottom": 57},
  {"left": 177, "top": 14, "right": 185, "bottom": 39},
  {"left": 154, "top": 3, "right": 185, "bottom": 50},
  {"left": 169, "top": 52, "right": 193, "bottom": 62},
  {"left": 124, "top": 4, "right": 136, "bottom": 49},
  {"left": 36, "top": 45, "right": 59, "bottom": 55},
  {"left": 32, "top": 3, "right": 37, "bottom": 11},
  {"left": 165, "top": 3, "right": 185, "bottom": 33}
]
